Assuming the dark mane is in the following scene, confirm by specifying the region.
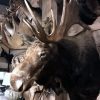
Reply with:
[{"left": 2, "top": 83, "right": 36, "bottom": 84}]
[
  {"left": 36, "top": 33, "right": 100, "bottom": 97},
  {"left": 78, "top": 0, "right": 97, "bottom": 25}
]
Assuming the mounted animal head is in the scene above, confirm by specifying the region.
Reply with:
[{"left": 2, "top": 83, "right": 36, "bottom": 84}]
[
  {"left": 10, "top": 0, "right": 100, "bottom": 93},
  {"left": 1, "top": 21, "right": 24, "bottom": 49},
  {"left": 0, "top": 7, "right": 32, "bottom": 49},
  {"left": 2, "top": 0, "right": 42, "bottom": 49}
]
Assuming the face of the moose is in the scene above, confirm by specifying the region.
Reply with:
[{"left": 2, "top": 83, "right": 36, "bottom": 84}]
[{"left": 10, "top": 40, "right": 57, "bottom": 92}]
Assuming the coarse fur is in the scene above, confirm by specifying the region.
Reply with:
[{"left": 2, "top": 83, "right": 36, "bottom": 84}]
[
  {"left": 11, "top": 30, "right": 100, "bottom": 100},
  {"left": 10, "top": 0, "right": 100, "bottom": 99},
  {"left": 35, "top": 30, "right": 100, "bottom": 100}
]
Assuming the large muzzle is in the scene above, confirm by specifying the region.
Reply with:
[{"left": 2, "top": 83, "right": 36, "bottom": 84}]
[{"left": 10, "top": 74, "right": 24, "bottom": 92}]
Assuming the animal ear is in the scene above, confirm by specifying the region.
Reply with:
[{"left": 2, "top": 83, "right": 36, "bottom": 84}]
[
  {"left": 67, "top": 24, "right": 84, "bottom": 36},
  {"left": 89, "top": 22, "right": 100, "bottom": 31}
]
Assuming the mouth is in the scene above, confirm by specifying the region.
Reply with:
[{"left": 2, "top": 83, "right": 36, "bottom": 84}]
[
  {"left": 21, "top": 81, "right": 44, "bottom": 95},
  {"left": 21, "top": 77, "right": 36, "bottom": 93},
  {"left": 18, "top": 83, "right": 23, "bottom": 92}
]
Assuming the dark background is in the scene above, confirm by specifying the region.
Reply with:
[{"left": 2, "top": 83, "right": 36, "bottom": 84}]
[{"left": 0, "top": 0, "right": 10, "bottom": 6}]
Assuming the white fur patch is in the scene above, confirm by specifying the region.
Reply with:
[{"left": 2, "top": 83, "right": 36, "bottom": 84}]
[{"left": 16, "top": 79, "right": 23, "bottom": 90}]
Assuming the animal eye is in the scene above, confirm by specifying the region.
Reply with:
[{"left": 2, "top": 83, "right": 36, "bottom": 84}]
[{"left": 38, "top": 51, "right": 46, "bottom": 58}]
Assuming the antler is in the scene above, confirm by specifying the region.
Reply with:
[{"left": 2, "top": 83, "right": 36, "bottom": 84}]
[
  {"left": 5, "top": 17, "right": 16, "bottom": 36},
  {"left": 5, "top": 14, "right": 35, "bottom": 37},
  {"left": 24, "top": 0, "right": 91, "bottom": 43},
  {"left": 2, "top": 17, "right": 28, "bottom": 49},
  {"left": 24, "top": 0, "right": 67, "bottom": 42}
]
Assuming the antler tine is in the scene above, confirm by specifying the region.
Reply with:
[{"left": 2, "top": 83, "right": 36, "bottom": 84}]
[
  {"left": 5, "top": 17, "right": 16, "bottom": 36},
  {"left": 24, "top": 0, "right": 45, "bottom": 35},
  {"left": 47, "top": 0, "right": 67, "bottom": 41},
  {"left": 59, "top": 0, "right": 67, "bottom": 26},
  {"left": 50, "top": 9, "right": 57, "bottom": 36},
  {"left": 57, "top": 0, "right": 67, "bottom": 39},
  {"left": 23, "top": 18, "right": 38, "bottom": 37},
  {"left": 24, "top": 0, "right": 67, "bottom": 42},
  {"left": 24, "top": 0, "right": 50, "bottom": 43},
  {"left": 23, "top": 16, "right": 49, "bottom": 43}
]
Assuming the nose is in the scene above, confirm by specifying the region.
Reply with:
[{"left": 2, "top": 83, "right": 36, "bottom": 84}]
[{"left": 10, "top": 74, "right": 23, "bottom": 92}]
